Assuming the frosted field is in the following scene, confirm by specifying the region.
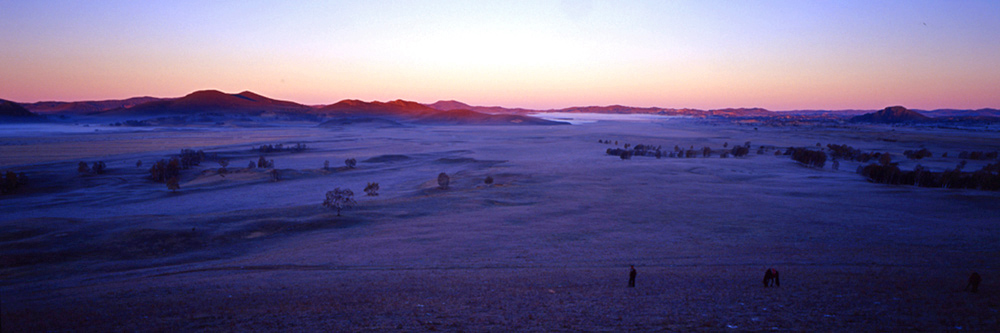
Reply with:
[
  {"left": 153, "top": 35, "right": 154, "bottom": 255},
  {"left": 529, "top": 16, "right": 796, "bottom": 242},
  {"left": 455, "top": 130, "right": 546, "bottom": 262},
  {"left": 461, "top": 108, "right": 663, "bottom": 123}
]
[{"left": 2, "top": 117, "right": 999, "bottom": 331}]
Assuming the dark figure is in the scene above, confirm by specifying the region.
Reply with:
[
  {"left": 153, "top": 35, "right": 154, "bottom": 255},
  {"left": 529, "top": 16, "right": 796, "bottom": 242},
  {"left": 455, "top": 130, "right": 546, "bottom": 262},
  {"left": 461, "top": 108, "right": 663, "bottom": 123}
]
[
  {"left": 628, "top": 265, "right": 637, "bottom": 288},
  {"left": 763, "top": 268, "right": 780, "bottom": 287},
  {"left": 966, "top": 272, "right": 982, "bottom": 293}
]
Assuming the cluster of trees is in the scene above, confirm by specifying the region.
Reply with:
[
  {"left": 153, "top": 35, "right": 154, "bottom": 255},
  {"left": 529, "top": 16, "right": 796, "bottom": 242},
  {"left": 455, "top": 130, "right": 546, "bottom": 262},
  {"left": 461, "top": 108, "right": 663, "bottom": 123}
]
[
  {"left": 858, "top": 158, "right": 1000, "bottom": 191},
  {"left": 958, "top": 151, "right": 999, "bottom": 161},
  {"left": 1, "top": 171, "right": 27, "bottom": 194},
  {"left": 78, "top": 161, "right": 107, "bottom": 175},
  {"left": 253, "top": 143, "right": 307, "bottom": 154},
  {"left": 731, "top": 145, "right": 750, "bottom": 157},
  {"left": 256, "top": 156, "right": 275, "bottom": 168},
  {"left": 149, "top": 158, "right": 181, "bottom": 183},
  {"left": 903, "top": 148, "right": 933, "bottom": 160},
  {"left": 826, "top": 144, "right": 880, "bottom": 163},
  {"left": 786, "top": 148, "right": 827, "bottom": 168},
  {"left": 178, "top": 149, "right": 205, "bottom": 169},
  {"left": 324, "top": 181, "right": 382, "bottom": 217}
]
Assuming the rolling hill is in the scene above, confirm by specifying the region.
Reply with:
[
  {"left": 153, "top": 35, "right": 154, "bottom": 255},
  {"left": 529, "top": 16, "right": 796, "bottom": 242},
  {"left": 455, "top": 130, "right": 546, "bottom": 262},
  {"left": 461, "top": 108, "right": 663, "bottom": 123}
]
[
  {"left": 850, "top": 106, "right": 930, "bottom": 123},
  {"left": 97, "top": 90, "right": 313, "bottom": 118}
]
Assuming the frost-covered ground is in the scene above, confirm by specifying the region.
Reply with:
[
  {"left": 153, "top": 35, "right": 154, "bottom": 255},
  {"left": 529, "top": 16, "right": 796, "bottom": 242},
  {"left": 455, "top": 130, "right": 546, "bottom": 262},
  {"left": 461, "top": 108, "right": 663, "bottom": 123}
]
[{"left": 2, "top": 118, "right": 999, "bottom": 331}]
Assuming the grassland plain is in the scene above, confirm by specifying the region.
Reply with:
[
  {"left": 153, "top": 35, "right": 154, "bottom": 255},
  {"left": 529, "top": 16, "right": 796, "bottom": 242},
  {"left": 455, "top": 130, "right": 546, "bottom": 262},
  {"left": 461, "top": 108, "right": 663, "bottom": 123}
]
[{"left": 2, "top": 118, "right": 999, "bottom": 331}]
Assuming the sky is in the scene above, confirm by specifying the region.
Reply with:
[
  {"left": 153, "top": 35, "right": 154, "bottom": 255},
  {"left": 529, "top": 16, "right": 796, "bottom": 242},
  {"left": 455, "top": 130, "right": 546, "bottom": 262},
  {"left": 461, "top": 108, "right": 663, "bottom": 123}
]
[{"left": 1, "top": 0, "right": 999, "bottom": 110}]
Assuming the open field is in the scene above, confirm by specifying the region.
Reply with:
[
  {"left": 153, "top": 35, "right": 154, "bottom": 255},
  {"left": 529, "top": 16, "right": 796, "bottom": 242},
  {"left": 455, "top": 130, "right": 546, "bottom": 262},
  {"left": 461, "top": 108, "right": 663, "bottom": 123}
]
[{"left": 2, "top": 117, "right": 1000, "bottom": 331}]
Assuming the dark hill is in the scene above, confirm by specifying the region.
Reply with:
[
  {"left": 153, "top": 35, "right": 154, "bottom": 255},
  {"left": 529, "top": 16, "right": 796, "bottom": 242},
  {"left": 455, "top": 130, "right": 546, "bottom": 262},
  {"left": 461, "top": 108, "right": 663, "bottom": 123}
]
[
  {"left": 317, "top": 99, "right": 438, "bottom": 118},
  {"left": 426, "top": 100, "right": 474, "bottom": 111},
  {"left": 99, "top": 90, "right": 312, "bottom": 117},
  {"left": 319, "top": 99, "right": 565, "bottom": 125},
  {"left": 0, "top": 99, "right": 44, "bottom": 122},
  {"left": 850, "top": 106, "right": 930, "bottom": 123}
]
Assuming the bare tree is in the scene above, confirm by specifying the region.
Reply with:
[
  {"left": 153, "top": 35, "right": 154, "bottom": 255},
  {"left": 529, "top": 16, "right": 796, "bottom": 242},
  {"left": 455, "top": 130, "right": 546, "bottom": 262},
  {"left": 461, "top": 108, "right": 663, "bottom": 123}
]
[
  {"left": 438, "top": 172, "right": 450, "bottom": 189},
  {"left": 364, "top": 182, "right": 380, "bottom": 196},
  {"left": 323, "top": 188, "right": 356, "bottom": 216}
]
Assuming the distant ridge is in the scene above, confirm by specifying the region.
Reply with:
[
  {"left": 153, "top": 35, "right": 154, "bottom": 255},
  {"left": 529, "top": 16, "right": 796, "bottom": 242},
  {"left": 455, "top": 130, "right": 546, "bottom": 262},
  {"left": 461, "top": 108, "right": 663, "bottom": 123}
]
[
  {"left": 12, "top": 91, "right": 999, "bottom": 126},
  {"left": 23, "top": 97, "right": 163, "bottom": 114},
  {"left": 850, "top": 106, "right": 930, "bottom": 123}
]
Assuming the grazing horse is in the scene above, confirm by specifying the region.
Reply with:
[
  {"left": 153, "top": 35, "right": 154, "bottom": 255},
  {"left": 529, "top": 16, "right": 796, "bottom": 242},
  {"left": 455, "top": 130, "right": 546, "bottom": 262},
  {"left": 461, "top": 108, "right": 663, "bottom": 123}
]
[
  {"left": 763, "top": 268, "right": 780, "bottom": 287},
  {"left": 965, "top": 272, "right": 982, "bottom": 293}
]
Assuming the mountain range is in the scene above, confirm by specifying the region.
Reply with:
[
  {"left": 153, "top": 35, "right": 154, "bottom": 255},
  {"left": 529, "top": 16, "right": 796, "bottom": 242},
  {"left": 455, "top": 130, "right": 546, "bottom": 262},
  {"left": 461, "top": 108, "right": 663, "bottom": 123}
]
[{"left": 4, "top": 90, "right": 999, "bottom": 125}]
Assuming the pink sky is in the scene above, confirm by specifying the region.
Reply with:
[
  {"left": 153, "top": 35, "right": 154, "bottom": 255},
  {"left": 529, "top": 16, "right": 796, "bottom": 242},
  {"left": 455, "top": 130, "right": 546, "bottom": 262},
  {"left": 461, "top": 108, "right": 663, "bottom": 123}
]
[{"left": 1, "top": 1, "right": 998, "bottom": 110}]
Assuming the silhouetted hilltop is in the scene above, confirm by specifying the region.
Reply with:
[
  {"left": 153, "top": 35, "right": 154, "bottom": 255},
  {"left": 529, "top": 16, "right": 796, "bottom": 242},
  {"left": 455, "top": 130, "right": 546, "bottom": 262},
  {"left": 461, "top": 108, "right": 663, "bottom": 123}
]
[
  {"left": 0, "top": 99, "right": 44, "bottom": 122},
  {"left": 320, "top": 99, "right": 565, "bottom": 125},
  {"left": 317, "top": 99, "right": 438, "bottom": 118},
  {"left": 426, "top": 100, "right": 474, "bottom": 111},
  {"left": 850, "top": 106, "right": 930, "bottom": 123},
  {"left": 99, "top": 90, "right": 312, "bottom": 117}
]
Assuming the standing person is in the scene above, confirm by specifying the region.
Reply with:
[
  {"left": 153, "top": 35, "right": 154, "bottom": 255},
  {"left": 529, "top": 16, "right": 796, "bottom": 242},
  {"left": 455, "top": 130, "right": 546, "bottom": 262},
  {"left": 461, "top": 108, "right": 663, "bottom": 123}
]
[{"left": 628, "top": 265, "right": 637, "bottom": 288}]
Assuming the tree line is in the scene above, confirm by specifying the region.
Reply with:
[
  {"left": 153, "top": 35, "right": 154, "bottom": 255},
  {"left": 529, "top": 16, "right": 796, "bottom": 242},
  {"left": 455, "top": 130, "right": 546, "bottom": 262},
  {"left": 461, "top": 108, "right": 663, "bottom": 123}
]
[
  {"left": 253, "top": 143, "right": 307, "bottom": 154},
  {"left": 859, "top": 158, "right": 1000, "bottom": 191},
  {"left": 601, "top": 139, "right": 753, "bottom": 160}
]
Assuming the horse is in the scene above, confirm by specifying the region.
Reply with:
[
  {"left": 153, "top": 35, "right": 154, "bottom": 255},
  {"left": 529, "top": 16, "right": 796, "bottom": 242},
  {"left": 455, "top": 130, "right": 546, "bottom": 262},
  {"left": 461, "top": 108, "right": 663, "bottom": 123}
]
[{"left": 763, "top": 268, "right": 780, "bottom": 287}]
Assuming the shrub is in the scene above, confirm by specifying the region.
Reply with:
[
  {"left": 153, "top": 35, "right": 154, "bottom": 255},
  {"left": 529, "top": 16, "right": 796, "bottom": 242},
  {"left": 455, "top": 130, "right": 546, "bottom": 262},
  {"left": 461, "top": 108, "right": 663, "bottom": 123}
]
[
  {"left": 364, "top": 182, "right": 380, "bottom": 197},
  {"left": 345, "top": 158, "right": 357, "bottom": 169},
  {"left": 92, "top": 161, "right": 107, "bottom": 174},
  {"left": 437, "top": 173, "right": 450, "bottom": 189},
  {"left": 78, "top": 161, "right": 91, "bottom": 174},
  {"left": 217, "top": 159, "right": 229, "bottom": 174},
  {"left": 166, "top": 177, "right": 180, "bottom": 192},
  {"left": 485, "top": 175, "right": 494, "bottom": 185}
]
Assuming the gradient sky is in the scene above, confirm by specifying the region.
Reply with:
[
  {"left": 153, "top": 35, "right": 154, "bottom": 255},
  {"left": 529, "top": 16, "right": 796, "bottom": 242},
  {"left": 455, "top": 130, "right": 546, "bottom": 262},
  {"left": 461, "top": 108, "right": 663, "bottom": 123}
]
[{"left": 2, "top": 0, "right": 999, "bottom": 110}]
